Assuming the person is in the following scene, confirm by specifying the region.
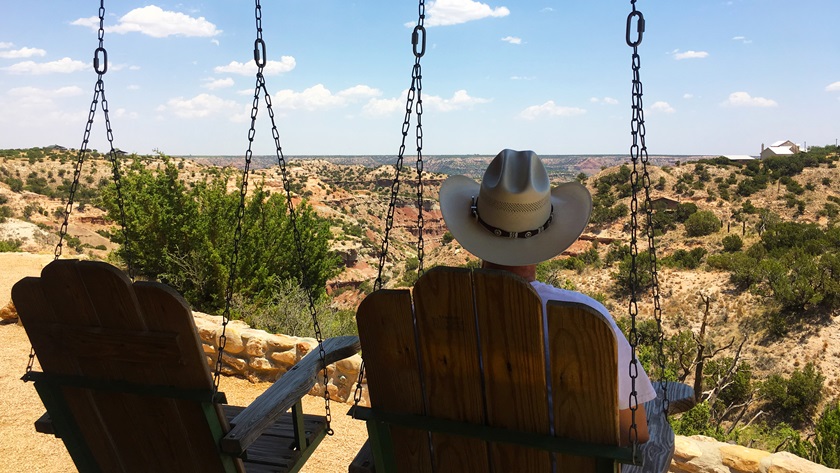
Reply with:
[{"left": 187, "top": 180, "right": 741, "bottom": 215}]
[{"left": 439, "top": 149, "right": 657, "bottom": 445}]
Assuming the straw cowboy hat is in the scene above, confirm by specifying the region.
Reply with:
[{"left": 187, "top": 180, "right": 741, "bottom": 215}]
[{"left": 439, "top": 149, "right": 592, "bottom": 266}]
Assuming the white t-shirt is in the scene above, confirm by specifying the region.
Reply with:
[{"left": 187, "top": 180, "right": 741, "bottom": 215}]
[{"left": 530, "top": 281, "right": 658, "bottom": 410}]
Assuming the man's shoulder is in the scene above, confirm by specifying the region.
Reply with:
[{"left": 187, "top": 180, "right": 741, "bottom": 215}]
[{"left": 530, "top": 281, "right": 610, "bottom": 316}]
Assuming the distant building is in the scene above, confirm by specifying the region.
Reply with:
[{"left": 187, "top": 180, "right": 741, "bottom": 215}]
[
  {"left": 760, "top": 140, "right": 800, "bottom": 160},
  {"left": 723, "top": 155, "right": 756, "bottom": 162},
  {"left": 651, "top": 196, "right": 681, "bottom": 210}
]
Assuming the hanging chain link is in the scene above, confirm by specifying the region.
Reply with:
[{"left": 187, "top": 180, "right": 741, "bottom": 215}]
[
  {"left": 25, "top": 0, "right": 133, "bottom": 380},
  {"left": 627, "top": 0, "right": 668, "bottom": 462},
  {"left": 355, "top": 0, "right": 427, "bottom": 409}
]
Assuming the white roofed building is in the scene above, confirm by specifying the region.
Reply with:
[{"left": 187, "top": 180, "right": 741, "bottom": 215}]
[{"left": 760, "top": 140, "right": 800, "bottom": 159}]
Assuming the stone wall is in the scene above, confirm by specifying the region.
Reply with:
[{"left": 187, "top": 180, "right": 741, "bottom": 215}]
[
  {"left": 671, "top": 435, "right": 838, "bottom": 473},
  {"left": 193, "top": 313, "right": 368, "bottom": 405}
]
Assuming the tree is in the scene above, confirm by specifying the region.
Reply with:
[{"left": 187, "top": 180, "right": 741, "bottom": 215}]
[
  {"left": 101, "top": 157, "right": 341, "bottom": 314},
  {"left": 684, "top": 210, "right": 721, "bottom": 237}
]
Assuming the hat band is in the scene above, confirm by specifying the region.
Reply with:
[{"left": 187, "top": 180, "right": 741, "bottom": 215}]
[{"left": 470, "top": 196, "right": 554, "bottom": 239}]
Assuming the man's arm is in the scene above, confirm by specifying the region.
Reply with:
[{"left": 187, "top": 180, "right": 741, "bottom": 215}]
[{"left": 619, "top": 405, "right": 650, "bottom": 445}]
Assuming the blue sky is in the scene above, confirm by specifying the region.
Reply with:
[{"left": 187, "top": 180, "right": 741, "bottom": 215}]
[{"left": 1, "top": 1, "right": 838, "bottom": 157}]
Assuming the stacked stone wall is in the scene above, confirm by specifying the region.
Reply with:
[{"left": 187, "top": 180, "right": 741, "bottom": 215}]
[{"left": 193, "top": 313, "right": 368, "bottom": 405}]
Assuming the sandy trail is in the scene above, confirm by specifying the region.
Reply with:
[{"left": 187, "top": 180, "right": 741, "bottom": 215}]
[{"left": 0, "top": 253, "right": 367, "bottom": 473}]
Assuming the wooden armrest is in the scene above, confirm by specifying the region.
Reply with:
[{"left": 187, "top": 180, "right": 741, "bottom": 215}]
[
  {"left": 624, "top": 382, "right": 681, "bottom": 473},
  {"left": 221, "top": 335, "right": 361, "bottom": 455},
  {"left": 652, "top": 381, "right": 696, "bottom": 415}
]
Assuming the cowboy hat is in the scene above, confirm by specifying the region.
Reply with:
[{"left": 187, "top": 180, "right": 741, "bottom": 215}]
[{"left": 439, "top": 149, "right": 592, "bottom": 266}]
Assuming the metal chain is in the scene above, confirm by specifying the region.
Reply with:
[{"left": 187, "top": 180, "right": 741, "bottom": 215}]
[
  {"left": 627, "top": 0, "right": 669, "bottom": 461},
  {"left": 213, "top": 0, "right": 335, "bottom": 433},
  {"left": 355, "top": 0, "right": 426, "bottom": 409},
  {"left": 25, "top": 0, "right": 132, "bottom": 380},
  {"left": 413, "top": 11, "right": 427, "bottom": 276},
  {"left": 626, "top": 0, "right": 644, "bottom": 460}
]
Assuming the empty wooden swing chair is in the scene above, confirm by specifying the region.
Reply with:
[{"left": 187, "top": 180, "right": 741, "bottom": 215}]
[{"left": 15, "top": 1, "right": 360, "bottom": 472}]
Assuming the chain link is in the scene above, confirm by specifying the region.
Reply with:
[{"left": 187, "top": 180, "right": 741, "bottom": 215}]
[{"left": 355, "top": 0, "right": 426, "bottom": 410}]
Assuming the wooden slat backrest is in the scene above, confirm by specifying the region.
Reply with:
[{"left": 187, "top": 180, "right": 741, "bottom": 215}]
[
  {"left": 471, "top": 269, "right": 552, "bottom": 470},
  {"left": 358, "top": 267, "right": 625, "bottom": 472},
  {"left": 413, "top": 267, "right": 489, "bottom": 470},
  {"left": 548, "top": 301, "right": 620, "bottom": 471},
  {"left": 13, "top": 260, "right": 239, "bottom": 473},
  {"left": 359, "top": 267, "right": 556, "bottom": 471},
  {"left": 355, "top": 289, "right": 433, "bottom": 473}
]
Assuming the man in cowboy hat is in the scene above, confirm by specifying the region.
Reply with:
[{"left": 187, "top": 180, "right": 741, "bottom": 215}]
[{"left": 439, "top": 149, "right": 657, "bottom": 445}]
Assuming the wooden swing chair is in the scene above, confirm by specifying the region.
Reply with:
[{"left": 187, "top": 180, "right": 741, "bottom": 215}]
[
  {"left": 14, "top": 1, "right": 360, "bottom": 472},
  {"left": 346, "top": 1, "right": 697, "bottom": 472}
]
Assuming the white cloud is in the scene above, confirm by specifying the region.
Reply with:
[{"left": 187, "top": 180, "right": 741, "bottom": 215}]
[
  {"left": 0, "top": 47, "right": 47, "bottom": 59},
  {"left": 362, "top": 97, "right": 403, "bottom": 116},
  {"left": 1, "top": 57, "right": 87, "bottom": 75},
  {"left": 362, "top": 89, "right": 488, "bottom": 116},
  {"left": 202, "top": 77, "right": 235, "bottom": 90},
  {"left": 268, "top": 84, "right": 382, "bottom": 112},
  {"left": 273, "top": 84, "right": 344, "bottom": 110},
  {"left": 337, "top": 85, "right": 382, "bottom": 99},
  {"left": 510, "top": 76, "right": 535, "bottom": 80},
  {"left": 423, "top": 0, "right": 510, "bottom": 27},
  {"left": 826, "top": 81, "right": 840, "bottom": 92},
  {"left": 127, "top": 85, "right": 140, "bottom": 91},
  {"left": 518, "top": 100, "right": 586, "bottom": 120},
  {"left": 540, "top": 7, "right": 554, "bottom": 13},
  {"left": 673, "top": 50, "right": 709, "bottom": 60},
  {"left": 0, "top": 42, "right": 13, "bottom": 49},
  {"left": 591, "top": 97, "right": 618, "bottom": 105},
  {"left": 214, "top": 57, "right": 296, "bottom": 76},
  {"left": 721, "top": 91, "right": 778, "bottom": 107},
  {"left": 72, "top": 6, "right": 221, "bottom": 38},
  {"left": 683, "top": 93, "right": 694, "bottom": 99},
  {"left": 649, "top": 101, "right": 675, "bottom": 114},
  {"left": 424, "top": 89, "right": 491, "bottom": 112},
  {"left": 732, "top": 36, "right": 752, "bottom": 44},
  {"left": 501, "top": 36, "right": 522, "bottom": 45},
  {"left": 160, "top": 93, "right": 238, "bottom": 118},
  {"left": 211, "top": 39, "right": 220, "bottom": 46}
]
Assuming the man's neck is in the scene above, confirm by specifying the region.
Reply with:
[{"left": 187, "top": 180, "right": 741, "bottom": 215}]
[{"left": 481, "top": 261, "right": 537, "bottom": 282}]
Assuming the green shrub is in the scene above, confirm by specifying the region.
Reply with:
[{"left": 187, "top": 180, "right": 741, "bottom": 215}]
[
  {"left": 684, "top": 211, "right": 721, "bottom": 237},
  {"left": 721, "top": 234, "right": 743, "bottom": 252},
  {"left": 0, "top": 238, "right": 23, "bottom": 252},
  {"left": 232, "top": 277, "right": 357, "bottom": 338},
  {"left": 760, "top": 362, "right": 824, "bottom": 427},
  {"left": 0, "top": 205, "right": 12, "bottom": 223},
  {"left": 661, "top": 248, "right": 707, "bottom": 269}
]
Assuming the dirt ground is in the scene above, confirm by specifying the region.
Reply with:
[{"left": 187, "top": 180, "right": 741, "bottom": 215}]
[{"left": 0, "top": 253, "right": 368, "bottom": 473}]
